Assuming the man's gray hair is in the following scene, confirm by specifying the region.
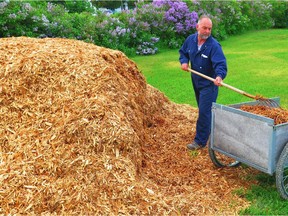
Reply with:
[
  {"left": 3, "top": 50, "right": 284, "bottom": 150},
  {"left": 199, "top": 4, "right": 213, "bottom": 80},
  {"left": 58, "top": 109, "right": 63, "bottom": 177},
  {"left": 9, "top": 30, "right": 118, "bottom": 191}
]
[{"left": 197, "top": 15, "right": 212, "bottom": 24}]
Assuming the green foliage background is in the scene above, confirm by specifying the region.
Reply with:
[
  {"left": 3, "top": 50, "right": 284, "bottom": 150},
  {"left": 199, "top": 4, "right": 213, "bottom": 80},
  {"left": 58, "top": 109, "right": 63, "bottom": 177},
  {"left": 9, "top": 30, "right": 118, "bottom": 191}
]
[{"left": 0, "top": 0, "right": 287, "bottom": 56}]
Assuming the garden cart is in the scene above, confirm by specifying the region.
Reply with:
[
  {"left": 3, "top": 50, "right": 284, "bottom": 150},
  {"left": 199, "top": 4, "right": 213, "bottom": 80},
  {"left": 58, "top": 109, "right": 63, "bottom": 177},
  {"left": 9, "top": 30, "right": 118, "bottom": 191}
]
[{"left": 208, "top": 97, "right": 288, "bottom": 200}]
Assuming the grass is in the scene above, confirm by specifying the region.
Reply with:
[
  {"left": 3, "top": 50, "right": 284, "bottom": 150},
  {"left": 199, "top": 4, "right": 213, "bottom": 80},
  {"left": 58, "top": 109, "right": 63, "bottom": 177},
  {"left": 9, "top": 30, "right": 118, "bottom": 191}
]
[
  {"left": 131, "top": 29, "right": 288, "bottom": 214},
  {"left": 132, "top": 29, "right": 288, "bottom": 108}
]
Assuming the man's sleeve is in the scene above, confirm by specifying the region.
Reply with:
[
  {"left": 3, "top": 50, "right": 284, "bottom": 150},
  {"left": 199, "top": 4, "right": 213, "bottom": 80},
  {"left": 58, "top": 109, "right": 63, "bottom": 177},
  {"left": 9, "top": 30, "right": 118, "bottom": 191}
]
[
  {"left": 179, "top": 39, "right": 190, "bottom": 65},
  {"left": 212, "top": 44, "right": 227, "bottom": 80}
]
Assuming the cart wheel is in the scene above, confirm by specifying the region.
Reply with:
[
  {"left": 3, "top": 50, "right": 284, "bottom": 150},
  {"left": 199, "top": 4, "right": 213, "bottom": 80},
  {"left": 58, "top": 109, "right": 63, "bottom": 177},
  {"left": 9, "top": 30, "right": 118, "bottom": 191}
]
[
  {"left": 276, "top": 142, "right": 288, "bottom": 200},
  {"left": 208, "top": 139, "right": 241, "bottom": 168}
]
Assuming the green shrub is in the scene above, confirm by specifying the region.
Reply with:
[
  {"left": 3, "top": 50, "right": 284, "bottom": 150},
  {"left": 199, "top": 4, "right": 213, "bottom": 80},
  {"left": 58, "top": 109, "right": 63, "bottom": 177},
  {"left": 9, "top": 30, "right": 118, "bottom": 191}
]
[
  {"left": 191, "top": 0, "right": 274, "bottom": 40},
  {"left": 246, "top": 1, "right": 273, "bottom": 30},
  {"left": 0, "top": 0, "right": 287, "bottom": 56},
  {"left": 0, "top": 1, "right": 41, "bottom": 37},
  {"left": 270, "top": 1, "right": 288, "bottom": 28}
]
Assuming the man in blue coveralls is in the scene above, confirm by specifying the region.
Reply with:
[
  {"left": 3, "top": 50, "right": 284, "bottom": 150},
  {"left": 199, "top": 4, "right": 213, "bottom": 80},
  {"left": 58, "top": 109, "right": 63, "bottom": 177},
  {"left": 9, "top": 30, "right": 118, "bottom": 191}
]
[{"left": 179, "top": 15, "right": 227, "bottom": 150}]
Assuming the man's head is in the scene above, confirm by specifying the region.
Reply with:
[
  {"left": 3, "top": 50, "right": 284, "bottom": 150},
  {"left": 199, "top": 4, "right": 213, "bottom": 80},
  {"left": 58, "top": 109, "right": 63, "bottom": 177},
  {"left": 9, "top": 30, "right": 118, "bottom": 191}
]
[{"left": 196, "top": 15, "right": 212, "bottom": 40}]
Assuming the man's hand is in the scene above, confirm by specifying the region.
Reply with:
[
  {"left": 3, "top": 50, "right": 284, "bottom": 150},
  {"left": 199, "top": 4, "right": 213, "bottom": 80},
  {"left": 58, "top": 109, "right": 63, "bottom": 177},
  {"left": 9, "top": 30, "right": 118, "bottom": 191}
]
[
  {"left": 214, "top": 76, "right": 222, "bottom": 86},
  {"left": 181, "top": 63, "right": 189, "bottom": 71}
]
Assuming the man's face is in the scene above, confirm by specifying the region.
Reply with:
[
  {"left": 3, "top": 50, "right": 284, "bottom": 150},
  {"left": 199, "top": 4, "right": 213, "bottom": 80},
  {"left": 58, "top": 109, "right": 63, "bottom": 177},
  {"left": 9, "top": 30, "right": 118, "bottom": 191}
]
[{"left": 196, "top": 18, "right": 212, "bottom": 40}]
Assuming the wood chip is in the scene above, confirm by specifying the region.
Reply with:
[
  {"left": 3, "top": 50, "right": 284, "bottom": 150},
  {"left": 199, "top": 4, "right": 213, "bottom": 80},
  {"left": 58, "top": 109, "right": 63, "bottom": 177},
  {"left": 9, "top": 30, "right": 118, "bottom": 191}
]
[{"left": 240, "top": 105, "right": 288, "bottom": 125}]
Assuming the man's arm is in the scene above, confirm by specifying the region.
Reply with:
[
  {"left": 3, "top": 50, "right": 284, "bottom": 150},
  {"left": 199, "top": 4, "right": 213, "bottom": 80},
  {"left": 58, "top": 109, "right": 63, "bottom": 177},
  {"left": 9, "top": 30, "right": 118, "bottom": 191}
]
[
  {"left": 211, "top": 43, "right": 227, "bottom": 81},
  {"left": 179, "top": 38, "right": 190, "bottom": 70}
]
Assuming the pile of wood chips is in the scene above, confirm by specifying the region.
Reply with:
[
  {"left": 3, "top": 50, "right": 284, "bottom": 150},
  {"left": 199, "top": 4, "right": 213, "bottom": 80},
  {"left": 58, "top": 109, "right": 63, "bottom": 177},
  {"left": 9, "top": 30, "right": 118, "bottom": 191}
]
[
  {"left": 240, "top": 105, "right": 288, "bottom": 125},
  {"left": 0, "top": 37, "right": 260, "bottom": 215}
]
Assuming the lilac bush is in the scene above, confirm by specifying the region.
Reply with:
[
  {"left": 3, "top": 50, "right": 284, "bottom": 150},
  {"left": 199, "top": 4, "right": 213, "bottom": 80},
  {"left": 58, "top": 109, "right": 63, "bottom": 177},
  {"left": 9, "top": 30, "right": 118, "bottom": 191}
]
[
  {"left": 92, "top": 12, "right": 134, "bottom": 54},
  {"left": 136, "top": 37, "right": 160, "bottom": 55},
  {"left": 153, "top": 0, "right": 198, "bottom": 35},
  {"left": 149, "top": 0, "right": 198, "bottom": 48},
  {"left": 116, "top": 0, "right": 198, "bottom": 53},
  {"left": 0, "top": 1, "right": 99, "bottom": 44},
  {"left": 116, "top": 3, "right": 164, "bottom": 54}
]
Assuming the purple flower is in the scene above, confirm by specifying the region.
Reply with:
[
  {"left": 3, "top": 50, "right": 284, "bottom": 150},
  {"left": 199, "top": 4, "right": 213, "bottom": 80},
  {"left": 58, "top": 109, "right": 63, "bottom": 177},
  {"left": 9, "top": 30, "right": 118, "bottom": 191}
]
[
  {"left": 110, "top": 30, "right": 117, "bottom": 37},
  {"left": 0, "top": 1, "right": 8, "bottom": 9},
  {"left": 176, "top": 23, "right": 184, "bottom": 33},
  {"left": 215, "top": 8, "right": 222, "bottom": 14},
  {"left": 157, "top": 0, "right": 198, "bottom": 35},
  {"left": 129, "top": 17, "right": 136, "bottom": 25},
  {"left": 131, "top": 32, "right": 137, "bottom": 38},
  {"left": 8, "top": 13, "right": 17, "bottom": 19},
  {"left": 32, "top": 15, "right": 40, "bottom": 22},
  {"left": 152, "top": 0, "right": 167, "bottom": 7},
  {"left": 22, "top": 3, "right": 33, "bottom": 12},
  {"left": 151, "top": 37, "right": 159, "bottom": 43},
  {"left": 0, "top": 1, "right": 7, "bottom": 14},
  {"left": 140, "top": 21, "right": 150, "bottom": 31},
  {"left": 42, "top": 14, "right": 50, "bottom": 24},
  {"left": 47, "top": 2, "right": 55, "bottom": 13}
]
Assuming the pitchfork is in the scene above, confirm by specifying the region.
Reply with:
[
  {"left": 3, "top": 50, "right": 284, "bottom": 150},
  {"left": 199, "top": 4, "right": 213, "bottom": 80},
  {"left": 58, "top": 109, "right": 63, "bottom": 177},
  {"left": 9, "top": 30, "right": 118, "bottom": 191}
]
[{"left": 187, "top": 68, "right": 279, "bottom": 107}]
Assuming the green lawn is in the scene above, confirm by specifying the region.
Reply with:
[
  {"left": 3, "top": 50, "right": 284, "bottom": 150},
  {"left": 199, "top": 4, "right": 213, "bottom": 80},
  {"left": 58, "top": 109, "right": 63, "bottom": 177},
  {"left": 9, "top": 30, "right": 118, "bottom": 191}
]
[
  {"left": 131, "top": 29, "right": 288, "bottom": 214},
  {"left": 132, "top": 29, "right": 288, "bottom": 108}
]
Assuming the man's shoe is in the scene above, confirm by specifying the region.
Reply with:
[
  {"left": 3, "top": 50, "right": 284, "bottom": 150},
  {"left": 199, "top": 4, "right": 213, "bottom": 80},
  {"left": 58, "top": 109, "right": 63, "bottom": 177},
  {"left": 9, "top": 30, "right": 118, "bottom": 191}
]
[{"left": 187, "top": 141, "right": 203, "bottom": 150}]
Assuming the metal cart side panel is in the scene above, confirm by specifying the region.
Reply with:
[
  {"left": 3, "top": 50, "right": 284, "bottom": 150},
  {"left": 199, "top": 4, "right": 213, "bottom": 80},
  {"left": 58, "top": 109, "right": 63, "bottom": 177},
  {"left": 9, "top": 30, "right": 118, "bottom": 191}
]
[{"left": 211, "top": 103, "right": 275, "bottom": 174}]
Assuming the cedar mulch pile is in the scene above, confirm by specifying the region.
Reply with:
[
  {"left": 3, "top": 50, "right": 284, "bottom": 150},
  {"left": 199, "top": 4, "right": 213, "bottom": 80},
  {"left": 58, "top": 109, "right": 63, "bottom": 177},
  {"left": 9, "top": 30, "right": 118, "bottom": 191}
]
[
  {"left": 240, "top": 105, "right": 288, "bottom": 125},
  {"left": 0, "top": 37, "right": 260, "bottom": 215}
]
